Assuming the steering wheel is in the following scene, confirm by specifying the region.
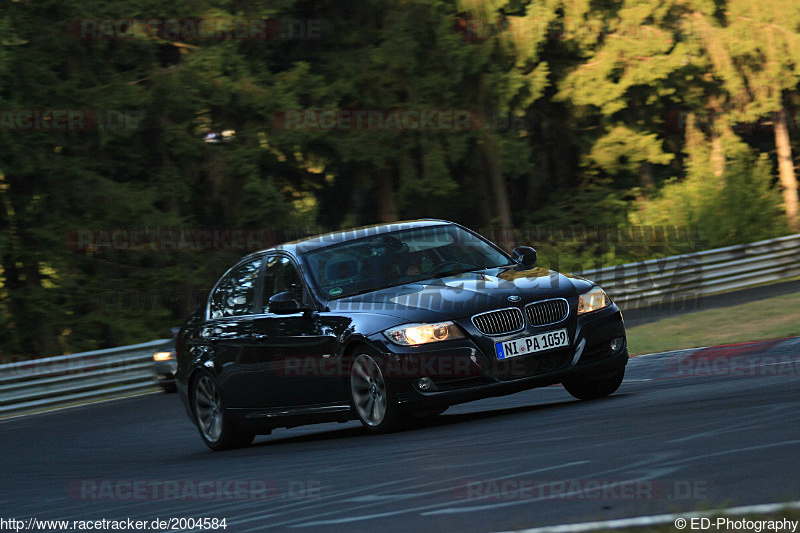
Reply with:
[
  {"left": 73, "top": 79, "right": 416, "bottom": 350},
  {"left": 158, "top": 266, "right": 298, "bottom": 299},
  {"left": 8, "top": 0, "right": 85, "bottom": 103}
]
[{"left": 426, "top": 261, "right": 461, "bottom": 276}]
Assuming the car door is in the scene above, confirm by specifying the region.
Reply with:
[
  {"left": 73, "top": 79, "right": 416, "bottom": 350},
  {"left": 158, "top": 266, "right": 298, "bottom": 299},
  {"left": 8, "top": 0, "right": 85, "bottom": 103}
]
[
  {"left": 201, "top": 255, "right": 275, "bottom": 409},
  {"left": 250, "top": 254, "right": 344, "bottom": 408}
]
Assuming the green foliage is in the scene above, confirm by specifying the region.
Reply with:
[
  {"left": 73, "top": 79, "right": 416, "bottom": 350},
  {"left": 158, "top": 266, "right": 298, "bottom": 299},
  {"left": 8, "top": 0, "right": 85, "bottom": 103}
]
[
  {"left": 0, "top": 0, "right": 797, "bottom": 357},
  {"left": 632, "top": 152, "right": 783, "bottom": 247},
  {"left": 590, "top": 126, "right": 674, "bottom": 174}
]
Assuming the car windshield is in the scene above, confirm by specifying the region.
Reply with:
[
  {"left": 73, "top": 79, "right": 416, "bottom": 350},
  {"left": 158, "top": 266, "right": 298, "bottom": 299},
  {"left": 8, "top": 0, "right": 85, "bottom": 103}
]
[{"left": 303, "top": 224, "right": 514, "bottom": 299}]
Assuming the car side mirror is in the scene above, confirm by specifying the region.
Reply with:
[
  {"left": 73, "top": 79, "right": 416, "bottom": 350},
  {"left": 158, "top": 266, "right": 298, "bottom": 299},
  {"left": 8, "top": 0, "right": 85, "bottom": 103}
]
[
  {"left": 512, "top": 246, "right": 537, "bottom": 267},
  {"left": 268, "top": 290, "right": 310, "bottom": 314}
]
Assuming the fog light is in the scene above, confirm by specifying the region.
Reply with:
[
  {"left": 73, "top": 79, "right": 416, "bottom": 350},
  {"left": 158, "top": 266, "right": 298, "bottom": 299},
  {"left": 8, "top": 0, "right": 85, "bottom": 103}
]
[
  {"left": 610, "top": 337, "right": 625, "bottom": 351},
  {"left": 416, "top": 377, "right": 436, "bottom": 391}
]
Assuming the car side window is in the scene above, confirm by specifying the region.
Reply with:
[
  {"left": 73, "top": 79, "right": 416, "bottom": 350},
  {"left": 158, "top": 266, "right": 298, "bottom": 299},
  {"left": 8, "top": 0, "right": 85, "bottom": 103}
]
[
  {"left": 209, "top": 257, "right": 263, "bottom": 318},
  {"left": 263, "top": 255, "right": 304, "bottom": 312}
]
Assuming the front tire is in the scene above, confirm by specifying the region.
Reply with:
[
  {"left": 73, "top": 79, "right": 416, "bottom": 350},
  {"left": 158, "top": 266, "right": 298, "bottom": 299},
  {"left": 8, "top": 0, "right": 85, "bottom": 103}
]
[
  {"left": 563, "top": 367, "right": 625, "bottom": 401},
  {"left": 191, "top": 370, "right": 254, "bottom": 451},
  {"left": 349, "top": 352, "right": 404, "bottom": 434}
]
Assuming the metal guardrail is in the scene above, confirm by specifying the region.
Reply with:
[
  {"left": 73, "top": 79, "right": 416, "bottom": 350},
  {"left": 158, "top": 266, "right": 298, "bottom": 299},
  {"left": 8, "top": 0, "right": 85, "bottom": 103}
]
[
  {"left": 580, "top": 233, "right": 800, "bottom": 310},
  {"left": 1, "top": 233, "right": 798, "bottom": 417},
  {"left": 0, "top": 339, "right": 171, "bottom": 416}
]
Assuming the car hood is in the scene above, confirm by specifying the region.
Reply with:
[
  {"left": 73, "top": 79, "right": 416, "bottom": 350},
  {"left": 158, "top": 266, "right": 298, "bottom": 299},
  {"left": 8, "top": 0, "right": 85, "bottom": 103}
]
[{"left": 327, "top": 267, "right": 585, "bottom": 321}]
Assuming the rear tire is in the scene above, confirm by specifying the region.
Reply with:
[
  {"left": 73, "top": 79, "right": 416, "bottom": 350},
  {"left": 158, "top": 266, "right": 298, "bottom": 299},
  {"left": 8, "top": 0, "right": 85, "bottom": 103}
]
[
  {"left": 191, "top": 370, "right": 254, "bottom": 451},
  {"left": 563, "top": 367, "right": 625, "bottom": 401},
  {"left": 349, "top": 351, "right": 404, "bottom": 434}
]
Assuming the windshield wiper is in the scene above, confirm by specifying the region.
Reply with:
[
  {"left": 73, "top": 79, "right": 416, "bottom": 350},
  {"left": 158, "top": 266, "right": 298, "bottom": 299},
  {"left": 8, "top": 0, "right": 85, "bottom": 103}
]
[
  {"left": 429, "top": 267, "right": 480, "bottom": 279},
  {"left": 331, "top": 287, "right": 378, "bottom": 299}
]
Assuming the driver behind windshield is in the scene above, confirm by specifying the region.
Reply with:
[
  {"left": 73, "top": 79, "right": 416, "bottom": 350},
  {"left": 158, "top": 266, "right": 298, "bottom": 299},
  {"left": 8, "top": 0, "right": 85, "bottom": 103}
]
[
  {"left": 400, "top": 253, "right": 424, "bottom": 277},
  {"left": 382, "top": 249, "right": 426, "bottom": 282}
]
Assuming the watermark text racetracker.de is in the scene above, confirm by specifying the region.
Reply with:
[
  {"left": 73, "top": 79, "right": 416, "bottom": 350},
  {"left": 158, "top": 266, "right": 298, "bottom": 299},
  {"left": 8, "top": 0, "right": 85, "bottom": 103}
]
[
  {"left": 272, "top": 353, "right": 485, "bottom": 379},
  {"left": 273, "top": 108, "right": 534, "bottom": 131},
  {"left": 69, "top": 18, "right": 330, "bottom": 40},
  {"left": 667, "top": 340, "right": 800, "bottom": 378},
  {"left": 67, "top": 478, "right": 322, "bottom": 501},
  {"left": 273, "top": 109, "right": 483, "bottom": 131},
  {"left": 670, "top": 354, "right": 800, "bottom": 378},
  {"left": 455, "top": 479, "right": 707, "bottom": 501},
  {"left": 65, "top": 223, "right": 705, "bottom": 253},
  {"left": 0, "top": 110, "right": 142, "bottom": 131}
]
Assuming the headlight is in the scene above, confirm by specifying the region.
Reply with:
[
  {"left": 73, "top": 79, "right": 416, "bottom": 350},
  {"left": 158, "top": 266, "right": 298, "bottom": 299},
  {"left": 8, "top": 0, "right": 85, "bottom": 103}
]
[
  {"left": 153, "top": 351, "right": 175, "bottom": 362},
  {"left": 577, "top": 287, "right": 610, "bottom": 315},
  {"left": 383, "top": 322, "right": 465, "bottom": 346}
]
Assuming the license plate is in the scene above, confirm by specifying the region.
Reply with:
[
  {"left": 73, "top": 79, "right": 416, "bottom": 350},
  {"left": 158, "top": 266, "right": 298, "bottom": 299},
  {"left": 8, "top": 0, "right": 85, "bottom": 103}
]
[{"left": 495, "top": 329, "right": 569, "bottom": 360}]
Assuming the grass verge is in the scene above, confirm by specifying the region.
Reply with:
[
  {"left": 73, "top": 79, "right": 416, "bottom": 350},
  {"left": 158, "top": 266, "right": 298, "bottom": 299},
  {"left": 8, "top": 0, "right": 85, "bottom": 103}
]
[{"left": 626, "top": 291, "right": 800, "bottom": 356}]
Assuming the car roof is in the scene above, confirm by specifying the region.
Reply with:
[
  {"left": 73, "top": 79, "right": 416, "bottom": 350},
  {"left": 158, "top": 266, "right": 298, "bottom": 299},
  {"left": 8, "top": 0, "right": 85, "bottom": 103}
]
[{"left": 269, "top": 219, "right": 455, "bottom": 256}]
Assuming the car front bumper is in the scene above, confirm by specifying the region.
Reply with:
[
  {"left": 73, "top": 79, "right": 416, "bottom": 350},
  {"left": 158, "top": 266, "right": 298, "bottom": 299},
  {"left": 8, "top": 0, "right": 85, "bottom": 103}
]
[
  {"left": 152, "top": 360, "right": 177, "bottom": 387},
  {"left": 367, "top": 304, "right": 628, "bottom": 408}
]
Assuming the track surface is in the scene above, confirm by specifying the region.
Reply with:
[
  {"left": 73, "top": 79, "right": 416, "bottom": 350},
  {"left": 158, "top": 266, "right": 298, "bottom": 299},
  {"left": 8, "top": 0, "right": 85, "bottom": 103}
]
[{"left": 2, "top": 337, "right": 799, "bottom": 532}]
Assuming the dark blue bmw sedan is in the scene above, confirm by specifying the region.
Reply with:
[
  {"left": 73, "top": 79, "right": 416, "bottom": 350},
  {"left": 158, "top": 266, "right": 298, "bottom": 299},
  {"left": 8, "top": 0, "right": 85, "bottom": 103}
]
[{"left": 176, "top": 220, "right": 627, "bottom": 450}]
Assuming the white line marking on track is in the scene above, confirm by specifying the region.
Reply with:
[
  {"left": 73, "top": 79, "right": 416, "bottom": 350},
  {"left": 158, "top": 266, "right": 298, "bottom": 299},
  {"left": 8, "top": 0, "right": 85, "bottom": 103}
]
[
  {"left": 277, "top": 462, "right": 591, "bottom": 529},
  {"left": 0, "top": 390, "right": 160, "bottom": 422},
  {"left": 420, "top": 467, "right": 680, "bottom": 516},
  {"left": 501, "top": 500, "right": 800, "bottom": 533}
]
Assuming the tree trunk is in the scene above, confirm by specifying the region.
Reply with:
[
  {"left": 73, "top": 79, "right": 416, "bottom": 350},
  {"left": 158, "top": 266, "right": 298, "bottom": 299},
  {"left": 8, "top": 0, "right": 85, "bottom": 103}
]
[
  {"left": 774, "top": 109, "right": 800, "bottom": 232},
  {"left": 708, "top": 97, "right": 726, "bottom": 179},
  {"left": 377, "top": 169, "right": 398, "bottom": 223},
  {"left": 483, "top": 132, "right": 515, "bottom": 250},
  {"left": 710, "top": 125, "right": 725, "bottom": 178},
  {"left": 639, "top": 161, "right": 654, "bottom": 189}
]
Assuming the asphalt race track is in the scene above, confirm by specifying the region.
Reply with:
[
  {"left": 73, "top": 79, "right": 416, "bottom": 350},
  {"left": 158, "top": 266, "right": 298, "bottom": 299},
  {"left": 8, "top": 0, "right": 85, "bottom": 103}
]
[{"left": 2, "top": 337, "right": 799, "bottom": 532}]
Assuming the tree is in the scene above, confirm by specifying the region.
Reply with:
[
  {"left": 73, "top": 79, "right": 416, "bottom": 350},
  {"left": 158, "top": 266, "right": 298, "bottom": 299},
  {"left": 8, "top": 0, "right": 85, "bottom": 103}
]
[
  {"left": 453, "top": 0, "right": 560, "bottom": 247},
  {"left": 554, "top": 0, "right": 700, "bottom": 192},
  {"left": 691, "top": 1, "right": 800, "bottom": 231}
]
